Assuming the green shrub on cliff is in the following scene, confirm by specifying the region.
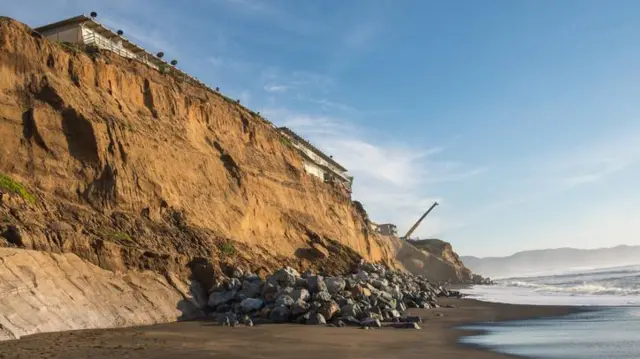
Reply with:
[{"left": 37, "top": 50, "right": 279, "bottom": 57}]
[
  {"left": 110, "top": 231, "right": 133, "bottom": 243},
  {"left": 219, "top": 240, "right": 236, "bottom": 256},
  {"left": 0, "top": 173, "right": 35, "bottom": 204}
]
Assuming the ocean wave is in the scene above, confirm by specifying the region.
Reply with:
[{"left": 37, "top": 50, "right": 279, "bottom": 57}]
[{"left": 498, "top": 280, "right": 640, "bottom": 296}]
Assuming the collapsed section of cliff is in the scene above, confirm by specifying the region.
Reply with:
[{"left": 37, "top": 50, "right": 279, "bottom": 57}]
[
  {"left": 402, "top": 239, "right": 473, "bottom": 282},
  {"left": 0, "top": 17, "right": 396, "bottom": 285}
]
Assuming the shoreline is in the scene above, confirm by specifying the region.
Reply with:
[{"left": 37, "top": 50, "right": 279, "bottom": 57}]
[{"left": 0, "top": 298, "right": 587, "bottom": 359}]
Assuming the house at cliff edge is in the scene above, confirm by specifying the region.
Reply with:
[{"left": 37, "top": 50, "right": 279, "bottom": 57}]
[
  {"left": 278, "top": 127, "right": 353, "bottom": 195},
  {"left": 34, "top": 13, "right": 354, "bottom": 196}
]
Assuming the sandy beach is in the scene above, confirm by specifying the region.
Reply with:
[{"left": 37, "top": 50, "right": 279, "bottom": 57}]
[{"left": 0, "top": 298, "right": 582, "bottom": 359}]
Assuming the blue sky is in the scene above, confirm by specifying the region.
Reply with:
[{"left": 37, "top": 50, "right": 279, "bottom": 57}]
[{"left": 4, "top": 0, "right": 640, "bottom": 257}]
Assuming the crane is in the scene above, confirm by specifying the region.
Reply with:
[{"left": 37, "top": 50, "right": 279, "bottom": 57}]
[{"left": 401, "top": 201, "right": 439, "bottom": 240}]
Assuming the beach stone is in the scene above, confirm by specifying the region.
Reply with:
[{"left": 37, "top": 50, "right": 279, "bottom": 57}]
[
  {"left": 307, "top": 275, "right": 327, "bottom": 293},
  {"left": 291, "top": 299, "right": 311, "bottom": 316},
  {"left": 208, "top": 290, "right": 236, "bottom": 308},
  {"left": 351, "top": 285, "right": 372, "bottom": 298},
  {"left": 274, "top": 267, "right": 299, "bottom": 286},
  {"left": 392, "top": 322, "right": 422, "bottom": 329},
  {"left": 313, "top": 291, "right": 332, "bottom": 302},
  {"left": 309, "top": 301, "right": 323, "bottom": 311},
  {"left": 240, "top": 298, "right": 264, "bottom": 312},
  {"left": 319, "top": 301, "right": 340, "bottom": 320},
  {"left": 258, "top": 307, "right": 272, "bottom": 318},
  {"left": 340, "top": 303, "right": 361, "bottom": 318},
  {"left": 360, "top": 317, "right": 381, "bottom": 328},
  {"left": 326, "top": 277, "right": 346, "bottom": 294},
  {"left": 217, "top": 312, "right": 239, "bottom": 327},
  {"left": 336, "top": 297, "right": 354, "bottom": 307},
  {"left": 276, "top": 286, "right": 294, "bottom": 298},
  {"left": 306, "top": 312, "right": 327, "bottom": 325},
  {"left": 275, "top": 295, "right": 295, "bottom": 307},
  {"left": 295, "top": 278, "right": 309, "bottom": 289},
  {"left": 292, "top": 288, "right": 310, "bottom": 302},
  {"left": 235, "top": 282, "right": 262, "bottom": 301},
  {"left": 269, "top": 306, "right": 291, "bottom": 323},
  {"left": 339, "top": 316, "right": 361, "bottom": 326},
  {"left": 402, "top": 316, "right": 423, "bottom": 323},
  {"left": 262, "top": 281, "right": 279, "bottom": 296},
  {"left": 371, "top": 279, "right": 388, "bottom": 289}
]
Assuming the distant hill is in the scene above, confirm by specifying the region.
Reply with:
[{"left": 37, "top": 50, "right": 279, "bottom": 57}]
[{"left": 461, "top": 245, "right": 640, "bottom": 278}]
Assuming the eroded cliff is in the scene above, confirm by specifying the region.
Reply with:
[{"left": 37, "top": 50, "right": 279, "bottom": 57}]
[
  {"left": 0, "top": 17, "right": 475, "bottom": 339},
  {"left": 0, "top": 17, "right": 395, "bottom": 278}
]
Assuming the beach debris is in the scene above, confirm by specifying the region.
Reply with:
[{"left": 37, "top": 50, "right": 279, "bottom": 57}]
[{"left": 202, "top": 261, "right": 461, "bottom": 328}]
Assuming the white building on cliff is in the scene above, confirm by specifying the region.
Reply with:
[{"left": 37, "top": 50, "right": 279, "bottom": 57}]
[
  {"left": 34, "top": 14, "right": 166, "bottom": 70},
  {"left": 278, "top": 127, "right": 352, "bottom": 193}
]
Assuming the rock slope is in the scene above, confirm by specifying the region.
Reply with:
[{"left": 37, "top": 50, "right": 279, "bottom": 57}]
[{"left": 0, "top": 248, "right": 197, "bottom": 340}]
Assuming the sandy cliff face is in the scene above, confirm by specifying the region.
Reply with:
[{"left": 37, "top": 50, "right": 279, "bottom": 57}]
[
  {"left": 405, "top": 239, "right": 472, "bottom": 282},
  {"left": 0, "top": 17, "right": 393, "bottom": 280},
  {"left": 0, "top": 17, "right": 473, "bottom": 339}
]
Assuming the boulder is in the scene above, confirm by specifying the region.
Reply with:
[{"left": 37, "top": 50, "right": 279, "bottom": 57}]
[
  {"left": 340, "top": 303, "right": 361, "bottom": 318},
  {"left": 360, "top": 317, "right": 381, "bottom": 328},
  {"left": 313, "top": 291, "right": 332, "bottom": 302},
  {"left": 240, "top": 298, "right": 264, "bottom": 312},
  {"left": 319, "top": 301, "right": 340, "bottom": 320},
  {"left": 274, "top": 267, "right": 299, "bottom": 286},
  {"left": 291, "top": 288, "right": 310, "bottom": 302},
  {"left": 392, "top": 322, "right": 422, "bottom": 329},
  {"left": 325, "top": 277, "right": 346, "bottom": 294},
  {"left": 307, "top": 313, "right": 326, "bottom": 325},
  {"left": 307, "top": 275, "right": 326, "bottom": 293},
  {"left": 269, "top": 306, "right": 291, "bottom": 323},
  {"left": 291, "top": 300, "right": 311, "bottom": 316},
  {"left": 208, "top": 290, "right": 236, "bottom": 308},
  {"left": 275, "top": 295, "right": 295, "bottom": 307},
  {"left": 351, "top": 285, "right": 372, "bottom": 298},
  {"left": 401, "top": 316, "right": 423, "bottom": 323}
]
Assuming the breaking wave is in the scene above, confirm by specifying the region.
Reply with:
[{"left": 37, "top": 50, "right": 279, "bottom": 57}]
[
  {"left": 495, "top": 264, "right": 640, "bottom": 296},
  {"left": 499, "top": 280, "right": 640, "bottom": 296}
]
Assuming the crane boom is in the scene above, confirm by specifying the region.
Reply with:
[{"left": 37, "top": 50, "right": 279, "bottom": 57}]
[{"left": 402, "top": 201, "right": 439, "bottom": 239}]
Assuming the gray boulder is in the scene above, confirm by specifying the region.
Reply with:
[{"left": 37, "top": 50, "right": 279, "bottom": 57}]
[
  {"left": 340, "top": 303, "right": 361, "bottom": 318},
  {"left": 269, "top": 306, "right": 291, "bottom": 323},
  {"left": 274, "top": 267, "right": 299, "bottom": 286},
  {"left": 275, "top": 295, "right": 295, "bottom": 307},
  {"left": 306, "top": 312, "right": 326, "bottom": 325},
  {"left": 307, "top": 275, "right": 326, "bottom": 293},
  {"left": 240, "top": 298, "right": 264, "bottom": 312},
  {"left": 208, "top": 290, "right": 236, "bottom": 308},
  {"left": 325, "top": 277, "right": 346, "bottom": 294},
  {"left": 313, "top": 291, "right": 332, "bottom": 302},
  {"left": 292, "top": 288, "right": 310, "bottom": 302},
  {"left": 360, "top": 317, "right": 381, "bottom": 328},
  {"left": 291, "top": 299, "right": 311, "bottom": 316}
]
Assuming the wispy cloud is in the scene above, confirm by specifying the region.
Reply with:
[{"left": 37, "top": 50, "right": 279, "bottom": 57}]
[
  {"left": 263, "top": 84, "right": 290, "bottom": 93},
  {"left": 100, "top": 16, "right": 176, "bottom": 55},
  {"left": 262, "top": 106, "right": 485, "bottom": 238}
]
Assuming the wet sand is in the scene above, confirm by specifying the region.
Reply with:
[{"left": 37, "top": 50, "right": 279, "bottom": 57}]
[{"left": 0, "top": 298, "right": 582, "bottom": 359}]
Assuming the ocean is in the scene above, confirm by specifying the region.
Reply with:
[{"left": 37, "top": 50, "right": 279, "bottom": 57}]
[{"left": 459, "top": 264, "right": 640, "bottom": 358}]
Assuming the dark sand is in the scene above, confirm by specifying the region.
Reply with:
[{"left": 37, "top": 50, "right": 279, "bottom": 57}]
[{"left": 0, "top": 299, "right": 582, "bottom": 359}]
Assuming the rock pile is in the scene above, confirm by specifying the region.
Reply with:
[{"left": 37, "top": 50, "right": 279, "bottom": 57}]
[{"left": 201, "top": 261, "right": 462, "bottom": 329}]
